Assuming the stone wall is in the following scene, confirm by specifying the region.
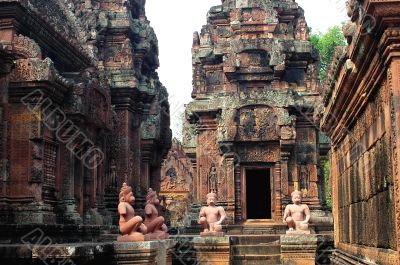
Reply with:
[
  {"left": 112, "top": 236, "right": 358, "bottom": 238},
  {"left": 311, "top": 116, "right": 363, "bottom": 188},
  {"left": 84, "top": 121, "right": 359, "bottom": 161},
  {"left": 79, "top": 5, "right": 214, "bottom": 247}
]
[
  {"left": 321, "top": 0, "right": 400, "bottom": 263},
  {"left": 331, "top": 80, "right": 396, "bottom": 249}
]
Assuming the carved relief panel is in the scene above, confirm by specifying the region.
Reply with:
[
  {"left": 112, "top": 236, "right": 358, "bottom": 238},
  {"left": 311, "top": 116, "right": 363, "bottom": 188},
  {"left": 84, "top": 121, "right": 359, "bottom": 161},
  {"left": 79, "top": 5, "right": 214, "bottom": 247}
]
[
  {"left": 238, "top": 106, "right": 279, "bottom": 141},
  {"left": 238, "top": 51, "right": 269, "bottom": 68},
  {"left": 197, "top": 129, "right": 225, "bottom": 200},
  {"left": 217, "top": 108, "right": 238, "bottom": 142},
  {"left": 237, "top": 143, "right": 280, "bottom": 163},
  {"left": 294, "top": 127, "right": 317, "bottom": 198},
  {"left": 159, "top": 139, "right": 195, "bottom": 227}
]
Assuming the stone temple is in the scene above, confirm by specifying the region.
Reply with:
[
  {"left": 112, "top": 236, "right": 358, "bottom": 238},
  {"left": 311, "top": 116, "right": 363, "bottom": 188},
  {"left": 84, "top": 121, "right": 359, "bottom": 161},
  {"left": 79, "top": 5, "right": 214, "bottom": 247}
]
[
  {"left": 183, "top": 0, "right": 331, "bottom": 229},
  {"left": 0, "top": 0, "right": 400, "bottom": 264},
  {"left": 0, "top": 0, "right": 171, "bottom": 231}
]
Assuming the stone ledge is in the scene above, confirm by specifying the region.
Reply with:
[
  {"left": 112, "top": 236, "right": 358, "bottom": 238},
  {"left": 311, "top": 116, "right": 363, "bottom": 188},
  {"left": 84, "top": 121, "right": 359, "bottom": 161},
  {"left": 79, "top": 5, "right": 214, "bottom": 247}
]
[{"left": 0, "top": 239, "right": 176, "bottom": 265}]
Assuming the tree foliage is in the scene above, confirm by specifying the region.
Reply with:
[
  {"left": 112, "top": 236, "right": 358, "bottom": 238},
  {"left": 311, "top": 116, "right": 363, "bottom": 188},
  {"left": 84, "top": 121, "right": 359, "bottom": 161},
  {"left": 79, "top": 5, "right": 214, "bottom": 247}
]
[
  {"left": 324, "top": 159, "right": 332, "bottom": 209},
  {"left": 310, "top": 25, "right": 347, "bottom": 82}
]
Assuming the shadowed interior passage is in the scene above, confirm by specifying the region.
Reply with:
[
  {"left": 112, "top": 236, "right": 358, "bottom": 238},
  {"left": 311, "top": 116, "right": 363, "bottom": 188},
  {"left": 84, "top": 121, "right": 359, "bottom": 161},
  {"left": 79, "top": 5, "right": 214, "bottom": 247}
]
[{"left": 246, "top": 169, "right": 271, "bottom": 219}]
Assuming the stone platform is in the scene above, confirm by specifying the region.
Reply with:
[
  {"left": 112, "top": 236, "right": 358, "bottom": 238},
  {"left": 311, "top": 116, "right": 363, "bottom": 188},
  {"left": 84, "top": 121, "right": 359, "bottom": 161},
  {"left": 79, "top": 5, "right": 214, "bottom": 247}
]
[
  {"left": 0, "top": 239, "right": 176, "bottom": 265},
  {"left": 230, "top": 235, "right": 281, "bottom": 265},
  {"left": 113, "top": 240, "right": 175, "bottom": 265},
  {"left": 171, "top": 233, "right": 333, "bottom": 265},
  {"left": 281, "top": 235, "right": 318, "bottom": 265},
  {"left": 0, "top": 234, "right": 334, "bottom": 265},
  {"left": 183, "top": 223, "right": 332, "bottom": 236}
]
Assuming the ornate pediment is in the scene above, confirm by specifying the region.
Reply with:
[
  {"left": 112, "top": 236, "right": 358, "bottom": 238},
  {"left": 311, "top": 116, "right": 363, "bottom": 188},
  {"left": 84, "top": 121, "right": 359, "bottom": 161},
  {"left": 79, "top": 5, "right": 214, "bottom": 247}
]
[
  {"left": 12, "top": 34, "right": 42, "bottom": 59},
  {"left": 238, "top": 105, "right": 280, "bottom": 141}
]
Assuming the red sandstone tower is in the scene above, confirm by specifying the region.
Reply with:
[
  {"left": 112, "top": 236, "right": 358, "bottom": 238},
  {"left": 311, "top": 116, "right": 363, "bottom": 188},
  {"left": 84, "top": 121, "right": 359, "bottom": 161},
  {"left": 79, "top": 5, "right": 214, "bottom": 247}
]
[
  {"left": 0, "top": 0, "right": 171, "bottom": 229},
  {"left": 183, "top": 0, "right": 331, "bottom": 227}
]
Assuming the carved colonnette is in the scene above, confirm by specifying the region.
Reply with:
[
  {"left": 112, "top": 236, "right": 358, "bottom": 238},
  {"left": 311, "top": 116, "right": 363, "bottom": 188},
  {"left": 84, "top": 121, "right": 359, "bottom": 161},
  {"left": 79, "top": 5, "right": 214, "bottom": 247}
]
[
  {"left": 321, "top": 0, "right": 400, "bottom": 263},
  {"left": 0, "top": 45, "right": 14, "bottom": 223},
  {"left": 184, "top": 0, "right": 329, "bottom": 228}
]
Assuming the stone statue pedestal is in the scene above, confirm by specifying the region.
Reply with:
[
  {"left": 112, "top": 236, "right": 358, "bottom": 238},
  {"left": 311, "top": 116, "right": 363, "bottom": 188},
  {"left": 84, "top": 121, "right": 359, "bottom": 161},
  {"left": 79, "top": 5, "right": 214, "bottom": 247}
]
[
  {"left": 200, "top": 231, "right": 225, "bottom": 237},
  {"left": 145, "top": 231, "right": 169, "bottom": 240},
  {"left": 280, "top": 234, "right": 318, "bottom": 265},
  {"left": 286, "top": 229, "right": 311, "bottom": 235},
  {"left": 113, "top": 239, "right": 175, "bottom": 265},
  {"left": 117, "top": 232, "right": 145, "bottom": 242},
  {"left": 193, "top": 236, "right": 230, "bottom": 265}
]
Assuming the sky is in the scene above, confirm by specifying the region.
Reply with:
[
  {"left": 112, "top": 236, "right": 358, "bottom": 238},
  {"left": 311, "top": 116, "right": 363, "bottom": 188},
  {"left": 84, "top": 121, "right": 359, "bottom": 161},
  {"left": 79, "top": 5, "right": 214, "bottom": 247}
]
[{"left": 145, "top": 0, "right": 349, "bottom": 138}]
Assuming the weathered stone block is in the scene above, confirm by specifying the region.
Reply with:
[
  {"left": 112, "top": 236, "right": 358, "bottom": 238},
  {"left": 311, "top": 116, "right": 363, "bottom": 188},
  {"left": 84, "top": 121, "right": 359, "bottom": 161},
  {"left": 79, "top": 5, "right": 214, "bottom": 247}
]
[
  {"left": 280, "top": 234, "right": 318, "bottom": 265},
  {"left": 193, "top": 236, "right": 230, "bottom": 265},
  {"left": 113, "top": 239, "right": 176, "bottom": 265}
]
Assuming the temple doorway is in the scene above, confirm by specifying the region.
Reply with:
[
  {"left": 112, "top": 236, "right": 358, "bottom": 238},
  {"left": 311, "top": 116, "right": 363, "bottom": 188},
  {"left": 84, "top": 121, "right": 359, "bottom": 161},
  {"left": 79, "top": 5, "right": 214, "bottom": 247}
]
[{"left": 245, "top": 168, "right": 272, "bottom": 219}]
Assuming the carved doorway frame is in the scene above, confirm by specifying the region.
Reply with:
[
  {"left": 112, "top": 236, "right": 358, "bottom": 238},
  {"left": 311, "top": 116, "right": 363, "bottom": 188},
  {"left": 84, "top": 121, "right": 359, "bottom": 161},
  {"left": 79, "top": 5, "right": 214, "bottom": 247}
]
[{"left": 241, "top": 165, "right": 274, "bottom": 221}]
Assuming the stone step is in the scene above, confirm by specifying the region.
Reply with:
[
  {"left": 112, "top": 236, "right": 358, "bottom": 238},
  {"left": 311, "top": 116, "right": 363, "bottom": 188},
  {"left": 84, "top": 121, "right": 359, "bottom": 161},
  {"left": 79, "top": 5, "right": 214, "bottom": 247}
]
[
  {"left": 242, "top": 225, "right": 286, "bottom": 235},
  {"left": 232, "top": 254, "right": 281, "bottom": 264},
  {"left": 231, "top": 244, "right": 281, "bottom": 255},
  {"left": 98, "top": 233, "right": 118, "bottom": 242},
  {"left": 230, "top": 235, "right": 281, "bottom": 245},
  {"left": 232, "top": 261, "right": 281, "bottom": 265}
]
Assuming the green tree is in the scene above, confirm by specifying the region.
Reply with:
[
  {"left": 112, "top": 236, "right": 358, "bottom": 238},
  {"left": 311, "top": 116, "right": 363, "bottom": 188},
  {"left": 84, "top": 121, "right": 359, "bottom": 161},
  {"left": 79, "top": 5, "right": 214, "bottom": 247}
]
[
  {"left": 310, "top": 25, "right": 347, "bottom": 81},
  {"left": 324, "top": 159, "right": 332, "bottom": 209}
]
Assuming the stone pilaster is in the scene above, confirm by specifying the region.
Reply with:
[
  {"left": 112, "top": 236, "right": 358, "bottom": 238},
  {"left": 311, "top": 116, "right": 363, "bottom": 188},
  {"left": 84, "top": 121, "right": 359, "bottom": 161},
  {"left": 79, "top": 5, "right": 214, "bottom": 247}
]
[
  {"left": 224, "top": 154, "right": 236, "bottom": 224},
  {"left": 0, "top": 47, "right": 12, "bottom": 202},
  {"left": 280, "top": 148, "right": 293, "bottom": 221},
  {"left": 59, "top": 151, "right": 82, "bottom": 224},
  {"left": 280, "top": 152, "right": 290, "bottom": 197},
  {"left": 389, "top": 58, "right": 400, "bottom": 264},
  {"left": 234, "top": 163, "right": 242, "bottom": 223}
]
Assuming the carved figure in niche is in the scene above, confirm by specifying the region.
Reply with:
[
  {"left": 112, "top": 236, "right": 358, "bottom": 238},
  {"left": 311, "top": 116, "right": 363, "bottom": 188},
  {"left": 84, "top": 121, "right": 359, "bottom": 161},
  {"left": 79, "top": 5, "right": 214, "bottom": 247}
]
[
  {"left": 110, "top": 160, "right": 117, "bottom": 187},
  {"left": 200, "top": 27, "right": 212, "bottom": 46},
  {"left": 160, "top": 167, "right": 176, "bottom": 190},
  {"left": 166, "top": 167, "right": 177, "bottom": 182},
  {"left": 117, "top": 183, "right": 147, "bottom": 242},
  {"left": 277, "top": 23, "right": 288, "bottom": 34},
  {"left": 144, "top": 188, "right": 169, "bottom": 240},
  {"left": 241, "top": 109, "right": 256, "bottom": 138},
  {"left": 208, "top": 164, "right": 218, "bottom": 193},
  {"left": 283, "top": 191, "right": 311, "bottom": 234},
  {"left": 299, "top": 165, "right": 310, "bottom": 197},
  {"left": 193, "top": 31, "right": 200, "bottom": 47},
  {"left": 295, "top": 17, "right": 308, "bottom": 40},
  {"left": 72, "top": 82, "right": 84, "bottom": 113},
  {"left": 198, "top": 192, "right": 226, "bottom": 236}
]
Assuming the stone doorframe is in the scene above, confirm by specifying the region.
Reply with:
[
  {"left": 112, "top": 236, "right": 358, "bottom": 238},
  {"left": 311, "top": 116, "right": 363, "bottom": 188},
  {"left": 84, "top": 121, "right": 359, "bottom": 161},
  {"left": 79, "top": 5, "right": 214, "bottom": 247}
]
[{"left": 240, "top": 165, "right": 275, "bottom": 221}]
